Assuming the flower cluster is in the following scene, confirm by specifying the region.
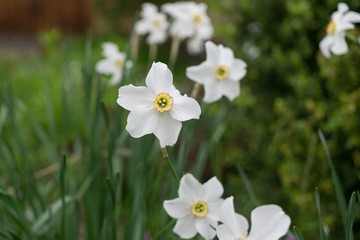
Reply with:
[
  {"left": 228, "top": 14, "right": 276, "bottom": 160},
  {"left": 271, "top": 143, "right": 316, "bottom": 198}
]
[
  {"left": 163, "top": 173, "right": 291, "bottom": 240},
  {"left": 134, "top": 1, "right": 213, "bottom": 54}
]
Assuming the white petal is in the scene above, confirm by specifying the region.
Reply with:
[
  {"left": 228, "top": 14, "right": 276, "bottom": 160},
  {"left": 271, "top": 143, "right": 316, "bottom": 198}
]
[
  {"left": 96, "top": 59, "right": 117, "bottom": 74},
  {"left": 219, "top": 46, "right": 235, "bottom": 66},
  {"left": 216, "top": 224, "right": 237, "bottom": 240},
  {"left": 170, "top": 94, "right": 201, "bottom": 121},
  {"left": 173, "top": 215, "right": 197, "bottom": 239},
  {"left": 203, "top": 80, "right": 223, "bottom": 103},
  {"left": 197, "top": 23, "right": 213, "bottom": 39},
  {"left": 102, "top": 42, "right": 119, "bottom": 58},
  {"left": 176, "top": 20, "right": 195, "bottom": 38},
  {"left": 187, "top": 37, "right": 204, "bottom": 55},
  {"left": 153, "top": 112, "right": 181, "bottom": 147},
  {"left": 247, "top": 204, "right": 291, "bottom": 240},
  {"left": 202, "top": 176, "right": 224, "bottom": 201},
  {"left": 141, "top": 2, "right": 157, "bottom": 18},
  {"left": 336, "top": 20, "right": 354, "bottom": 32},
  {"left": 219, "top": 80, "right": 240, "bottom": 101},
  {"left": 319, "top": 35, "right": 334, "bottom": 58},
  {"left": 163, "top": 198, "right": 191, "bottom": 219},
  {"left": 195, "top": 218, "right": 217, "bottom": 240},
  {"left": 145, "top": 62, "right": 174, "bottom": 93},
  {"left": 337, "top": 2, "right": 349, "bottom": 14},
  {"left": 186, "top": 62, "right": 214, "bottom": 84},
  {"left": 343, "top": 11, "right": 360, "bottom": 23},
  {"left": 219, "top": 197, "right": 248, "bottom": 238},
  {"left": 116, "top": 85, "right": 154, "bottom": 111},
  {"left": 135, "top": 20, "right": 150, "bottom": 35},
  {"left": 109, "top": 69, "right": 122, "bottom": 85},
  {"left": 229, "top": 59, "right": 247, "bottom": 81},
  {"left": 207, "top": 199, "right": 224, "bottom": 222},
  {"left": 147, "top": 30, "right": 167, "bottom": 44},
  {"left": 179, "top": 173, "right": 202, "bottom": 202},
  {"left": 125, "top": 109, "right": 159, "bottom": 138},
  {"left": 205, "top": 41, "right": 220, "bottom": 66},
  {"left": 331, "top": 32, "right": 348, "bottom": 55}
]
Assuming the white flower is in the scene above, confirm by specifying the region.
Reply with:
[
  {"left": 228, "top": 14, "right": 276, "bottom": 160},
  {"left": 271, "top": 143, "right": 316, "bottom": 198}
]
[
  {"left": 163, "top": 173, "right": 224, "bottom": 239},
  {"left": 134, "top": 3, "right": 169, "bottom": 45},
  {"left": 216, "top": 197, "right": 291, "bottom": 240},
  {"left": 116, "top": 62, "right": 201, "bottom": 147},
  {"left": 187, "top": 37, "right": 205, "bottom": 55},
  {"left": 319, "top": 2, "right": 360, "bottom": 58},
  {"left": 162, "top": 2, "right": 213, "bottom": 52},
  {"left": 96, "top": 42, "right": 129, "bottom": 85},
  {"left": 186, "top": 41, "right": 247, "bottom": 103}
]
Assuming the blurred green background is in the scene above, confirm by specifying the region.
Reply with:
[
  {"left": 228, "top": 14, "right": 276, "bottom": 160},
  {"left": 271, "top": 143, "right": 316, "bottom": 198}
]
[{"left": 0, "top": 0, "right": 359, "bottom": 239}]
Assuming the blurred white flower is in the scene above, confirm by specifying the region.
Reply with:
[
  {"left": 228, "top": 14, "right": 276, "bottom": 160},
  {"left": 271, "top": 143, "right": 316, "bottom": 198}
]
[
  {"left": 319, "top": 2, "right": 360, "bottom": 58},
  {"left": 116, "top": 62, "right": 201, "bottom": 147},
  {"left": 216, "top": 197, "right": 291, "bottom": 240},
  {"left": 134, "top": 3, "right": 169, "bottom": 45},
  {"left": 96, "top": 42, "right": 129, "bottom": 85},
  {"left": 162, "top": 1, "right": 213, "bottom": 53},
  {"left": 186, "top": 41, "right": 247, "bottom": 103},
  {"left": 163, "top": 173, "right": 224, "bottom": 239}
]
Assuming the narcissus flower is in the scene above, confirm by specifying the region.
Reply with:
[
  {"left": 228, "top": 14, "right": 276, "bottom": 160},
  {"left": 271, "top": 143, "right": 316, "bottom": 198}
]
[
  {"left": 134, "top": 3, "right": 169, "bottom": 45},
  {"left": 163, "top": 173, "right": 224, "bottom": 239},
  {"left": 162, "top": 2, "right": 213, "bottom": 40},
  {"left": 117, "top": 62, "right": 201, "bottom": 147},
  {"left": 319, "top": 2, "right": 360, "bottom": 58},
  {"left": 216, "top": 197, "right": 291, "bottom": 240},
  {"left": 186, "top": 41, "right": 247, "bottom": 103},
  {"left": 96, "top": 42, "right": 130, "bottom": 85},
  {"left": 162, "top": 1, "right": 213, "bottom": 54}
]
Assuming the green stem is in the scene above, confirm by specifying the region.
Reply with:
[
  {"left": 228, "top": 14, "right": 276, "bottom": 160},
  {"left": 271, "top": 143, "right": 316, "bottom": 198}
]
[{"left": 161, "top": 147, "right": 180, "bottom": 183}]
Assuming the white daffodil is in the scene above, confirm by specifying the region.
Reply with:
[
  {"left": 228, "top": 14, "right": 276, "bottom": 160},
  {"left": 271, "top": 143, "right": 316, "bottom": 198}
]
[
  {"left": 162, "top": 2, "right": 213, "bottom": 40},
  {"left": 319, "top": 2, "right": 360, "bottom": 58},
  {"left": 216, "top": 197, "right": 291, "bottom": 240},
  {"left": 116, "top": 62, "right": 201, "bottom": 147},
  {"left": 134, "top": 3, "right": 169, "bottom": 45},
  {"left": 163, "top": 173, "right": 224, "bottom": 239},
  {"left": 162, "top": 1, "right": 213, "bottom": 56},
  {"left": 96, "top": 42, "right": 129, "bottom": 85},
  {"left": 186, "top": 41, "right": 247, "bottom": 103}
]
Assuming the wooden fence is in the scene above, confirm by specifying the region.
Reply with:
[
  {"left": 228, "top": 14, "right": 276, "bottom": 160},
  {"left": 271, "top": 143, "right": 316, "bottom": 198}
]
[{"left": 0, "top": 0, "right": 92, "bottom": 33}]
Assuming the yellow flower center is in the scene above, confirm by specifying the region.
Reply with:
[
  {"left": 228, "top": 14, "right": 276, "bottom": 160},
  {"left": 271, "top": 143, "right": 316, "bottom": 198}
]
[
  {"left": 193, "top": 14, "right": 202, "bottom": 24},
  {"left": 153, "top": 18, "right": 162, "bottom": 28},
  {"left": 115, "top": 58, "right": 124, "bottom": 68},
  {"left": 326, "top": 20, "right": 336, "bottom": 34},
  {"left": 235, "top": 238, "right": 247, "bottom": 240},
  {"left": 153, "top": 93, "right": 173, "bottom": 112},
  {"left": 191, "top": 200, "right": 208, "bottom": 218},
  {"left": 215, "top": 65, "right": 230, "bottom": 80}
]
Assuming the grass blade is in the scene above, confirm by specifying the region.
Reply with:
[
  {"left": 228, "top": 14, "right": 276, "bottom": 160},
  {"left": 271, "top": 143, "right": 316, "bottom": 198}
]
[
  {"left": 315, "top": 187, "right": 327, "bottom": 240},
  {"left": 317, "top": 129, "right": 347, "bottom": 231},
  {"left": 293, "top": 226, "right": 304, "bottom": 240},
  {"left": 345, "top": 191, "right": 356, "bottom": 240}
]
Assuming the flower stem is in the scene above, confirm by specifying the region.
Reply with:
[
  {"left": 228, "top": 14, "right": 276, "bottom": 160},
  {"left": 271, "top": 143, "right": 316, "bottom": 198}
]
[
  {"left": 130, "top": 33, "right": 139, "bottom": 62},
  {"left": 169, "top": 36, "right": 181, "bottom": 69},
  {"left": 191, "top": 83, "right": 202, "bottom": 99},
  {"left": 161, "top": 147, "right": 180, "bottom": 183},
  {"left": 149, "top": 44, "right": 158, "bottom": 62}
]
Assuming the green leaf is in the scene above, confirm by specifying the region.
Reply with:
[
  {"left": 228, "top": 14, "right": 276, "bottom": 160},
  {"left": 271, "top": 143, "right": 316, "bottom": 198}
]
[
  {"left": 293, "top": 226, "right": 304, "bottom": 240},
  {"left": 345, "top": 192, "right": 356, "bottom": 240},
  {"left": 318, "top": 129, "right": 347, "bottom": 230},
  {"left": 315, "top": 187, "right": 327, "bottom": 240}
]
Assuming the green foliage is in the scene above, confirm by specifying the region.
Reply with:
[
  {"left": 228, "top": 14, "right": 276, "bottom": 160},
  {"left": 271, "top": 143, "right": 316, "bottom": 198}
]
[{"left": 0, "top": 0, "right": 360, "bottom": 239}]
